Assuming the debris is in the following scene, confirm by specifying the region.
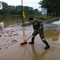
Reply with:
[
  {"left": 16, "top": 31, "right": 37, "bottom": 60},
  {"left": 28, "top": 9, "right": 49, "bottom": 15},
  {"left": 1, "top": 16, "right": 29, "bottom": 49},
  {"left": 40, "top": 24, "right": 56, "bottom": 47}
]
[
  {"left": 0, "top": 48, "right": 1, "bottom": 50},
  {"left": 13, "top": 34, "right": 18, "bottom": 36},
  {"left": 12, "top": 40, "right": 17, "bottom": 42},
  {"left": 0, "top": 35, "right": 2, "bottom": 37},
  {"left": 9, "top": 35, "right": 12, "bottom": 37}
]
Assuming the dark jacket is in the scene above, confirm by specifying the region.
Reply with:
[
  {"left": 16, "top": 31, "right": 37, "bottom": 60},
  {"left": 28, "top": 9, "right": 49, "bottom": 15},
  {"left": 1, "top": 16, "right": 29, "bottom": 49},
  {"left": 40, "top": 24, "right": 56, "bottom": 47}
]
[{"left": 32, "top": 20, "right": 43, "bottom": 31}]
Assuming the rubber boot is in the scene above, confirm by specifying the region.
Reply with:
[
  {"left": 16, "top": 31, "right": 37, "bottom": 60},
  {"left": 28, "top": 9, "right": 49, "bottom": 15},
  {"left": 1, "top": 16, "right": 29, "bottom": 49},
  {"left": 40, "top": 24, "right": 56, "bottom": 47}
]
[
  {"left": 29, "top": 37, "right": 34, "bottom": 44},
  {"left": 43, "top": 40, "right": 50, "bottom": 49}
]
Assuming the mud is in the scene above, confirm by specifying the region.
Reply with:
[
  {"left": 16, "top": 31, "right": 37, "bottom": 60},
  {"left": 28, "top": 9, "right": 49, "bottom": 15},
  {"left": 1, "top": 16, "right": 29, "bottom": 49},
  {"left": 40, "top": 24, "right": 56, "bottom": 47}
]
[{"left": 0, "top": 25, "right": 60, "bottom": 60}]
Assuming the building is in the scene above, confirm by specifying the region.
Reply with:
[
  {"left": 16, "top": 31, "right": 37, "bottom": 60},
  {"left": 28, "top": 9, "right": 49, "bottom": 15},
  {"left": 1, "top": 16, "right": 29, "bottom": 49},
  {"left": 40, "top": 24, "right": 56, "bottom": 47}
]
[
  {"left": 0, "top": 1, "right": 3, "bottom": 10},
  {"left": 41, "top": 8, "right": 47, "bottom": 16}
]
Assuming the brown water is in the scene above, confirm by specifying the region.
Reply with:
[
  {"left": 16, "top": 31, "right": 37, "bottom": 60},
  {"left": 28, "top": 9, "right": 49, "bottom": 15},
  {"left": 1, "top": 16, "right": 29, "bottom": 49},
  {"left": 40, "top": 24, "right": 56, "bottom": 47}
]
[
  {"left": 0, "top": 25, "right": 60, "bottom": 60},
  {"left": 45, "top": 29, "right": 60, "bottom": 41}
]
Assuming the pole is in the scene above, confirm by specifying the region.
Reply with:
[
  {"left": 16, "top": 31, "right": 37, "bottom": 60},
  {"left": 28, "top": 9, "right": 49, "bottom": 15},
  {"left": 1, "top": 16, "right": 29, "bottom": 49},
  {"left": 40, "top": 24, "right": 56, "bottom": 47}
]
[
  {"left": 21, "top": 0, "right": 26, "bottom": 42},
  {"left": 21, "top": 0, "right": 23, "bottom": 6},
  {"left": 21, "top": 0, "right": 24, "bottom": 24}
]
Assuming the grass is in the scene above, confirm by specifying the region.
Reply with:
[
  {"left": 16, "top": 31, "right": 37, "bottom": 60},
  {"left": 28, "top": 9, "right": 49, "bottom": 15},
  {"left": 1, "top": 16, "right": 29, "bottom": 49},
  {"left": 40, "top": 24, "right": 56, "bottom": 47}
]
[
  {"left": 0, "top": 25, "right": 2, "bottom": 30},
  {"left": 0, "top": 15, "right": 21, "bottom": 27},
  {"left": 36, "top": 16, "right": 53, "bottom": 21},
  {"left": 0, "top": 15, "right": 59, "bottom": 27}
]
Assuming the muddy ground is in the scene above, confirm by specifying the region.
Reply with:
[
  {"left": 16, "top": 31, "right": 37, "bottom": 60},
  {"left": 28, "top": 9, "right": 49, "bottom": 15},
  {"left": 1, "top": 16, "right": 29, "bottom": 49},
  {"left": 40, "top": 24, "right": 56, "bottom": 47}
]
[{"left": 0, "top": 25, "right": 60, "bottom": 60}]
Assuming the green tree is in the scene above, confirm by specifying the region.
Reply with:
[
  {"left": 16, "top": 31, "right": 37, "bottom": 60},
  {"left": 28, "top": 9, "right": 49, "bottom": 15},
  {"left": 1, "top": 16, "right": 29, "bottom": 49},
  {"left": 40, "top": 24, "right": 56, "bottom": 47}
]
[
  {"left": 0, "top": 2, "right": 41, "bottom": 19},
  {"left": 0, "top": 2, "right": 10, "bottom": 15},
  {"left": 39, "top": 0, "right": 60, "bottom": 16}
]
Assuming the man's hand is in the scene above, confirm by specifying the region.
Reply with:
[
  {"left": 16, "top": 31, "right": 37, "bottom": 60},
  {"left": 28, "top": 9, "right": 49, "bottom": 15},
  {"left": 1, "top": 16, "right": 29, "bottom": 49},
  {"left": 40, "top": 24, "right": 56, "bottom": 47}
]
[
  {"left": 32, "top": 32, "right": 35, "bottom": 36},
  {"left": 32, "top": 31, "right": 38, "bottom": 36}
]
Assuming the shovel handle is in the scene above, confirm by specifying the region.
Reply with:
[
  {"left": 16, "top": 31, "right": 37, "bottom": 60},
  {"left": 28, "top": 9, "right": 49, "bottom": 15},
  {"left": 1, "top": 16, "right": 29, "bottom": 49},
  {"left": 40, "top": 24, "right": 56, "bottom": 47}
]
[
  {"left": 26, "top": 36, "right": 32, "bottom": 41},
  {"left": 26, "top": 30, "right": 40, "bottom": 42}
]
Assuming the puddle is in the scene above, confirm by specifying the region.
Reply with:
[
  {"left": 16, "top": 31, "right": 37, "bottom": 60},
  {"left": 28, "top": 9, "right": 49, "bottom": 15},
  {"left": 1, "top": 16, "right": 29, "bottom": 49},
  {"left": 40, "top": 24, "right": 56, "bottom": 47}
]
[{"left": 44, "top": 29, "right": 60, "bottom": 41}]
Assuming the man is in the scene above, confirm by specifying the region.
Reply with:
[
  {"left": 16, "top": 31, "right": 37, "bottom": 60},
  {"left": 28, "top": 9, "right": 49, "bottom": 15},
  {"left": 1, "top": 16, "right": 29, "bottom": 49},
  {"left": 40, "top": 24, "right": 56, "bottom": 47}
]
[{"left": 29, "top": 18, "right": 50, "bottom": 49}]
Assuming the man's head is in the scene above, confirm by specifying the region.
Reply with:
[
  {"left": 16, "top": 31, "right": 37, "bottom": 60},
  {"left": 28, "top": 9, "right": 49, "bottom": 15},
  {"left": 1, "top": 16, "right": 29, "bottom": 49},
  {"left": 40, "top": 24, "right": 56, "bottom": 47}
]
[{"left": 29, "top": 18, "right": 34, "bottom": 23}]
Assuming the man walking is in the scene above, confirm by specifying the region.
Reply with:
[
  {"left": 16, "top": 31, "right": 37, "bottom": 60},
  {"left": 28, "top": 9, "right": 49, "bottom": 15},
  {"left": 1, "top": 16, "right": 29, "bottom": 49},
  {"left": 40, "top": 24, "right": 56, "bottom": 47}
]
[{"left": 29, "top": 18, "right": 50, "bottom": 49}]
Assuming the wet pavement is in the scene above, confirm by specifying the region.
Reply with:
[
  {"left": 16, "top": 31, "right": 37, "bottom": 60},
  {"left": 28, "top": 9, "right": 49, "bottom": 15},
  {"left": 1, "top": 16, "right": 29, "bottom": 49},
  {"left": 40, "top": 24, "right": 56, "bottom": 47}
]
[
  {"left": 0, "top": 24, "right": 60, "bottom": 60},
  {"left": 44, "top": 24, "right": 60, "bottom": 29}
]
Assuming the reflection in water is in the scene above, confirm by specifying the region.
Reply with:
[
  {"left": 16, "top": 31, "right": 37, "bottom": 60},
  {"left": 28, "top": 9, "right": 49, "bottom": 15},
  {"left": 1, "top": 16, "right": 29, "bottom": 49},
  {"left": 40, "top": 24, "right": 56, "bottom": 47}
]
[
  {"left": 22, "top": 27, "right": 26, "bottom": 42},
  {"left": 44, "top": 29, "right": 60, "bottom": 41},
  {"left": 21, "top": 44, "right": 49, "bottom": 60},
  {"left": 31, "top": 45, "right": 49, "bottom": 60}
]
